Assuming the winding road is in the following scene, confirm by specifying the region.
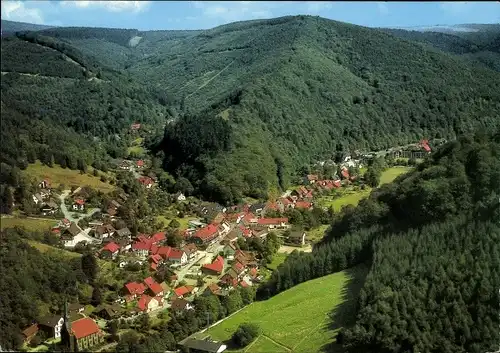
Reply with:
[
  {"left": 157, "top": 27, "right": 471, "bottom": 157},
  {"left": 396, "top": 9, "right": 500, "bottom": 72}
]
[{"left": 58, "top": 190, "right": 101, "bottom": 223}]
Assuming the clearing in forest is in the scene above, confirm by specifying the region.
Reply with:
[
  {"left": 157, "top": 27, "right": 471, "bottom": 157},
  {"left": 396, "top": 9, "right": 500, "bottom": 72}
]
[
  {"left": 0, "top": 216, "right": 56, "bottom": 232},
  {"left": 24, "top": 160, "right": 115, "bottom": 193},
  {"left": 198, "top": 266, "right": 368, "bottom": 353},
  {"left": 379, "top": 166, "right": 413, "bottom": 185}
]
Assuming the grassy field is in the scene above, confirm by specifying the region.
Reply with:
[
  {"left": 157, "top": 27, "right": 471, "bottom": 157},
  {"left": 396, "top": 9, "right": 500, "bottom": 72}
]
[
  {"left": 127, "top": 137, "right": 146, "bottom": 156},
  {"left": 379, "top": 166, "right": 413, "bottom": 185},
  {"left": 0, "top": 215, "right": 56, "bottom": 232},
  {"left": 317, "top": 188, "right": 372, "bottom": 212},
  {"left": 25, "top": 240, "right": 82, "bottom": 258},
  {"left": 308, "top": 225, "right": 329, "bottom": 243},
  {"left": 24, "top": 161, "right": 115, "bottom": 193},
  {"left": 197, "top": 266, "right": 368, "bottom": 352},
  {"left": 266, "top": 253, "right": 288, "bottom": 271},
  {"left": 156, "top": 215, "right": 198, "bottom": 230}
]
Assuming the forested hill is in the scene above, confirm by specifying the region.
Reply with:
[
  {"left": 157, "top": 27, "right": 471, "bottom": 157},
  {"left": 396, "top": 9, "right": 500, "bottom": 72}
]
[
  {"left": 1, "top": 19, "right": 57, "bottom": 35},
  {"left": 150, "top": 16, "right": 500, "bottom": 203},
  {"left": 2, "top": 16, "right": 500, "bottom": 204},
  {"left": 382, "top": 24, "right": 500, "bottom": 72},
  {"left": 0, "top": 32, "right": 171, "bottom": 173},
  {"left": 259, "top": 132, "right": 500, "bottom": 353}
]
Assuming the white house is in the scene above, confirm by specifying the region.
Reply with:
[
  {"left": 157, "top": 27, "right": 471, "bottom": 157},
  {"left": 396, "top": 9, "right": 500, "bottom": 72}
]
[
  {"left": 177, "top": 193, "right": 186, "bottom": 202},
  {"left": 39, "top": 316, "right": 64, "bottom": 340},
  {"left": 32, "top": 193, "right": 43, "bottom": 205},
  {"left": 72, "top": 199, "right": 85, "bottom": 211}
]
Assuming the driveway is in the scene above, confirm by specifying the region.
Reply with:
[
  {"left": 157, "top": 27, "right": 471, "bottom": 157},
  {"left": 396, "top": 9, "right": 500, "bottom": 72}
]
[{"left": 58, "top": 190, "right": 101, "bottom": 223}]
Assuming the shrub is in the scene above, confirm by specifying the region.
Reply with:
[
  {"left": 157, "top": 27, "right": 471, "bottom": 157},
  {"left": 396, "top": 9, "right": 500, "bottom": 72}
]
[{"left": 232, "top": 323, "right": 261, "bottom": 348}]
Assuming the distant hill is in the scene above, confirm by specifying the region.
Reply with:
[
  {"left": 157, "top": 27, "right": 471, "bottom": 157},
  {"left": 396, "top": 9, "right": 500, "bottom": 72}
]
[
  {"left": 382, "top": 24, "right": 500, "bottom": 71},
  {"left": 1, "top": 19, "right": 57, "bottom": 35},
  {"left": 1, "top": 16, "right": 500, "bottom": 204}
]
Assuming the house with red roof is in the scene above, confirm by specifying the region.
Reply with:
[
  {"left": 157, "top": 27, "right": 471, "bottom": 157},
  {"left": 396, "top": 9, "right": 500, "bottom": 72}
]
[
  {"left": 295, "top": 201, "right": 313, "bottom": 210},
  {"left": 203, "top": 283, "right": 223, "bottom": 297},
  {"left": 202, "top": 255, "right": 225, "bottom": 275},
  {"left": 69, "top": 317, "right": 103, "bottom": 351},
  {"left": 148, "top": 254, "right": 163, "bottom": 271},
  {"left": 173, "top": 285, "right": 195, "bottom": 299},
  {"left": 131, "top": 239, "right": 152, "bottom": 258},
  {"left": 144, "top": 277, "right": 164, "bottom": 297},
  {"left": 100, "top": 242, "right": 120, "bottom": 259},
  {"left": 124, "top": 282, "right": 147, "bottom": 301},
  {"left": 419, "top": 139, "right": 431, "bottom": 153},
  {"left": 232, "top": 261, "right": 246, "bottom": 275},
  {"left": 257, "top": 218, "right": 289, "bottom": 230},
  {"left": 341, "top": 168, "right": 350, "bottom": 180},
  {"left": 72, "top": 198, "right": 85, "bottom": 211},
  {"left": 219, "top": 269, "right": 239, "bottom": 288},
  {"left": 131, "top": 123, "right": 141, "bottom": 131},
  {"left": 155, "top": 246, "right": 188, "bottom": 265},
  {"left": 38, "top": 179, "right": 51, "bottom": 189},
  {"left": 192, "top": 224, "right": 220, "bottom": 245},
  {"left": 137, "top": 294, "right": 162, "bottom": 313},
  {"left": 151, "top": 232, "right": 166, "bottom": 244},
  {"left": 136, "top": 160, "right": 145, "bottom": 168},
  {"left": 138, "top": 176, "right": 154, "bottom": 189}
]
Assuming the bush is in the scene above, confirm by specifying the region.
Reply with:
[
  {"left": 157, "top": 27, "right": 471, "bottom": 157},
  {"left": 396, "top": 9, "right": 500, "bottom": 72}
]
[{"left": 232, "top": 323, "right": 261, "bottom": 348}]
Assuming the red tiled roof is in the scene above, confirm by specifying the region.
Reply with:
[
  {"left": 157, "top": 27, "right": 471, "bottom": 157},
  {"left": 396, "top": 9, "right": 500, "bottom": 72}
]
[
  {"left": 156, "top": 246, "right": 172, "bottom": 258},
  {"left": 136, "top": 160, "right": 144, "bottom": 167},
  {"left": 243, "top": 212, "right": 257, "bottom": 223},
  {"left": 239, "top": 225, "right": 251, "bottom": 237},
  {"left": 202, "top": 255, "right": 224, "bottom": 274},
  {"left": 174, "top": 285, "right": 194, "bottom": 297},
  {"left": 207, "top": 283, "right": 221, "bottom": 294},
  {"left": 232, "top": 261, "right": 245, "bottom": 273},
  {"left": 102, "top": 242, "right": 120, "bottom": 253},
  {"left": 240, "top": 281, "right": 249, "bottom": 288},
  {"left": 138, "top": 176, "right": 153, "bottom": 185},
  {"left": 71, "top": 318, "right": 100, "bottom": 339},
  {"left": 137, "top": 294, "right": 153, "bottom": 311},
  {"left": 168, "top": 248, "right": 185, "bottom": 260},
  {"left": 295, "top": 201, "right": 312, "bottom": 209},
  {"left": 74, "top": 198, "right": 85, "bottom": 205},
  {"left": 257, "top": 218, "right": 288, "bottom": 225},
  {"left": 150, "top": 262, "right": 158, "bottom": 271},
  {"left": 125, "top": 282, "right": 147, "bottom": 296},
  {"left": 132, "top": 241, "right": 151, "bottom": 251},
  {"left": 341, "top": 169, "right": 350, "bottom": 179},
  {"left": 51, "top": 227, "right": 60, "bottom": 234},
  {"left": 144, "top": 277, "right": 163, "bottom": 295},
  {"left": 151, "top": 232, "right": 166, "bottom": 243},
  {"left": 266, "top": 201, "right": 279, "bottom": 210},
  {"left": 149, "top": 254, "right": 162, "bottom": 264},
  {"left": 194, "top": 224, "right": 219, "bottom": 240},
  {"left": 249, "top": 268, "right": 258, "bottom": 277},
  {"left": 23, "top": 324, "right": 39, "bottom": 338}
]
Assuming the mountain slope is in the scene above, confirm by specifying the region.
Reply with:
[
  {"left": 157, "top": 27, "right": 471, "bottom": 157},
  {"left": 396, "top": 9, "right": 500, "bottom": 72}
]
[
  {"left": 0, "top": 32, "right": 170, "bottom": 172},
  {"left": 1, "top": 19, "right": 57, "bottom": 35},
  {"left": 140, "top": 16, "right": 500, "bottom": 203}
]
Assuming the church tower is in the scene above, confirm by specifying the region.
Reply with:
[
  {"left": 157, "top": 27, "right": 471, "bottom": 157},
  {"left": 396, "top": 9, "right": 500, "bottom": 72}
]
[{"left": 60, "top": 301, "right": 75, "bottom": 352}]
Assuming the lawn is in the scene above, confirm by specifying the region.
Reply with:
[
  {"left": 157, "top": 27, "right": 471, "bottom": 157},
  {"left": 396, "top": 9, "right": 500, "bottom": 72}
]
[
  {"left": 317, "top": 188, "right": 372, "bottom": 212},
  {"left": 24, "top": 161, "right": 115, "bottom": 193},
  {"left": 25, "top": 240, "right": 82, "bottom": 258},
  {"left": 379, "top": 166, "right": 413, "bottom": 186},
  {"left": 156, "top": 215, "right": 198, "bottom": 230},
  {"left": 307, "top": 225, "right": 329, "bottom": 243},
  {"left": 198, "top": 266, "right": 368, "bottom": 352},
  {"left": 266, "top": 253, "right": 288, "bottom": 271},
  {"left": 0, "top": 216, "right": 56, "bottom": 232}
]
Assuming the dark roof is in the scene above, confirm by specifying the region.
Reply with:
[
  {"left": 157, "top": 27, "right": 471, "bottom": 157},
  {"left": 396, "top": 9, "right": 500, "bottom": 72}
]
[
  {"left": 289, "top": 231, "right": 306, "bottom": 239},
  {"left": 95, "top": 304, "right": 122, "bottom": 318},
  {"left": 170, "top": 298, "right": 190, "bottom": 311},
  {"left": 249, "top": 203, "right": 265, "bottom": 213},
  {"left": 115, "top": 228, "right": 131, "bottom": 237},
  {"left": 39, "top": 315, "right": 62, "bottom": 328},
  {"left": 65, "top": 223, "right": 81, "bottom": 237},
  {"left": 68, "top": 303, "right": 84, "bottom": 312},
  {"left": 179, "top": 338, "right": 226, "bottom": 353}
]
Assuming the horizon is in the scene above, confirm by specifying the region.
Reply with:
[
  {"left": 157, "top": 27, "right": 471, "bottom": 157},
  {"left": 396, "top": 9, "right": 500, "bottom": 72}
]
[{"left": 1, "top": 1, "right": 499, "bottom": 31}]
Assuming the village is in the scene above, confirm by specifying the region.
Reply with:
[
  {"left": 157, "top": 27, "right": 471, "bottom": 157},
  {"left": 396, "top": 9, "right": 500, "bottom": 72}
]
[{"left": 17, "top": 136, "right": 437, "bottom": 352}]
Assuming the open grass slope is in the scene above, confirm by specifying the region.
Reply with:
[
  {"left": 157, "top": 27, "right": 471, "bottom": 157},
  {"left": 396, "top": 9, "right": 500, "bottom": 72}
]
[
  {"left": 24, "top": 160, "right": 115, "bottom": 192},
  {"left": 379, "top": 166, "right": 413, "bottom": 185},
  {"left": 199, "top": 266, "right": 368, "bottom": 353},
  {"left": 0, "top": 215, "right": 56, "bottom": 232}
]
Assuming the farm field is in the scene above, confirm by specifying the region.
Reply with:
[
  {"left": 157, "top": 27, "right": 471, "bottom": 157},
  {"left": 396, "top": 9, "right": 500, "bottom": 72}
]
[
  {"left": 24, "top": 161, "right": 115, "bottom": 193},
  {"left": 0, "top": 215, "right": 56, "bottom": 232},
  {"left": 379, "top": 166, "right": 413, "bottom": 185},
  {"left": 197, "top": 266, "right": 368, "bottom": 352}
]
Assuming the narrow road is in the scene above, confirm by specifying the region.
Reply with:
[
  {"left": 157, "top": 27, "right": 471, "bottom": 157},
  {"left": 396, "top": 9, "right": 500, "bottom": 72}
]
[{"left": 58, "top": 190, "right": 101, "bottom": 223}]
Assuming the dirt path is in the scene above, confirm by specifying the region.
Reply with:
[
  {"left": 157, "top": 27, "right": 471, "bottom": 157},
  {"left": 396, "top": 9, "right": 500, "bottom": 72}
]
[
  {"left": 185, "top": 60, "right": 235, "bottom": 99},
  {"left": 278, "top": 245, "right": 312, "bottom": 254}
]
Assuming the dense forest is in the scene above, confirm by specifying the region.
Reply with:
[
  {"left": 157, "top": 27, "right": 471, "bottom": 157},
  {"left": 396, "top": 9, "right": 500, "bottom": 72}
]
[
  {"left": 2, "top": 16, "right": 500, "bottom": 203},
  {"left": 258, "top": 132, "right": 500, "bottom": 353}
]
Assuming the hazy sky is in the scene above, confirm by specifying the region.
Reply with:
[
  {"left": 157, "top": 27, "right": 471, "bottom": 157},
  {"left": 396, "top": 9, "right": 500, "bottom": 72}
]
[{"left": 1, "top": 1, "right": 499, "bottom": 30}]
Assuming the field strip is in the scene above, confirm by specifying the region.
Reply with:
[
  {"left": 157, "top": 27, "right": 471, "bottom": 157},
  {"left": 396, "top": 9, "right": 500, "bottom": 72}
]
[{"left": 262, "top": 334, "right": 292, "bottom": 352}]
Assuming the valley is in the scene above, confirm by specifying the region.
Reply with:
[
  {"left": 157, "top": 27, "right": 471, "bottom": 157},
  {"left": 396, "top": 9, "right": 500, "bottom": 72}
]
[{"left": 1, "top": 12, "right": 499, "bottom": 353}]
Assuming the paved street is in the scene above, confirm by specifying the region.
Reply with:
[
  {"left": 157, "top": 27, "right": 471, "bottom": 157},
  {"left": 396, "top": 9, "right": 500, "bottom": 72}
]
[{"left": 58, "top": 189, "right": 101, "bottom": 223}]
